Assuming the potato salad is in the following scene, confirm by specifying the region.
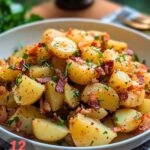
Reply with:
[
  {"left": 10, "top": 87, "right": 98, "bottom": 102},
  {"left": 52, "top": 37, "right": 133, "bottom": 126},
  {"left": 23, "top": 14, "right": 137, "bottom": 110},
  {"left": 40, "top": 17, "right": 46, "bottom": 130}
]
[{"left": 0, "top": 28, "right": 150, "bottom": 147}]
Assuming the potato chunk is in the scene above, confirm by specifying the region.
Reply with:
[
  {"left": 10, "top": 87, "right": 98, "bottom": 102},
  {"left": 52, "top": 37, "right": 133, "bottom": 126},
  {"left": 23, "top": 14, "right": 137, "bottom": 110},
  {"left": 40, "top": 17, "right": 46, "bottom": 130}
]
[
  {"left": 29, "top": 65, "right": 54, "bottom": 78},
  {"left": 120, "top": 90, "right": 145, "bottom": 108},
  {"left": 138, "top": 98, "right": 150, "bottom": 114},
  {"left": 109, "top": 70, "right": 132, "bottom": 91},
  {"left": 13, "top": 75, "right": 45, "bottom": 105},
  {"left": 45, "top": 81, "right": 64, "bottom": 111},
  {"left": 64, "top": 83, "right": 79, "bottom": 108},
  {"left": 81, "top": 83, "right": 119, "bottom": 111},
  {"left": 113, "top": 108, "right": 142, "bottom": 133},
  {"left": 7, "top": 106, "right": 43, "bottom": 134},
  {"left": 69, "top": 113, "right": 117, "bottom": 146},
  {"left": 32, "top": 118, "right": 69, "bottom": 142}
]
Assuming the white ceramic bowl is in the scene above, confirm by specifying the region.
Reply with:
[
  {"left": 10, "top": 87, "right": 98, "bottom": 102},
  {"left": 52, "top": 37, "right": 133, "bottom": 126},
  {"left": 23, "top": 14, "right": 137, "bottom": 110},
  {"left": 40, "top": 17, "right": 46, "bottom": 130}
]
[{"left": 0, "top": 18, "right": 150, "bottom": 150}]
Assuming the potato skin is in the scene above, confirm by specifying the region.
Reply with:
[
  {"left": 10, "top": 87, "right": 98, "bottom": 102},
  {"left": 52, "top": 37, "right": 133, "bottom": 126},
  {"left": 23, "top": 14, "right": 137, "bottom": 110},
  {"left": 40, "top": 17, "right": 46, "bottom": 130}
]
[
  {"left": 45, "top": 81, "right": 64, "bottom": 111},
  {"left": 138, "top": 98, "right": 150, "bottom": 114},
  {"left": 81, "top": 83, "right": 119, "bottom": 111},
  {"left": 29, "top": 65, "right": 54, "bottom": 78},
  {"left": 8, "top": 106, "right": 43, "bottom": 134},
  {"left": 107, "top": 40, "right": 128, "bottom": 52},
  {"left": 67, "top": 59, "right": 98, "bottom": 85},
  {"left": 109, "top": 70, "right": 132, "bottom": 91},
  {"left": 120, "top": 90, "right": 145, "bottom": 108},
  {"left": 69, "top": 113, "right": 117, "bottom": 146},
  {"left": 32, "top": 118, "right": 69, "bottom": 142},
  {"left": 13, "top": 75, "right": 45, "bottom": 105},
  {"left": 42, "top": 29, "right": 64, "bottom": 43},
  {"left": 113, "top": 108, "right": 142, "bottom": 133}
]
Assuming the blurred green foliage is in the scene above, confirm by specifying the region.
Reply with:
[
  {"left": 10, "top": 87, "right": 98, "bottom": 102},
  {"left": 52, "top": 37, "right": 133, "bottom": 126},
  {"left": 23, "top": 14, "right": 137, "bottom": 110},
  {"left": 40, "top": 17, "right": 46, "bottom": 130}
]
[
  {"left": 0, "top": 0, "right": 43, "bottom": 33},
  {"left": 112, "top": 0, "right": 150, "bottom": 15}
]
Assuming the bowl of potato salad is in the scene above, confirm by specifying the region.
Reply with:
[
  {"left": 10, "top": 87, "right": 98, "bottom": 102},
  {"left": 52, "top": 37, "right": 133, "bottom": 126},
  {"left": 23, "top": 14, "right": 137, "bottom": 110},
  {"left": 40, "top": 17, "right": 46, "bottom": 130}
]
[{"left": 0, "top": 18, "right": 150, "bottom": 150}]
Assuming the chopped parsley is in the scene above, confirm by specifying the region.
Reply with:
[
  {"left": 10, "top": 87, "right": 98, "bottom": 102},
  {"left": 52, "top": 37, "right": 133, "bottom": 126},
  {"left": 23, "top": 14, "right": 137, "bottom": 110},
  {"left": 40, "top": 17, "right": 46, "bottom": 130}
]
[
  {"left": 57, "top": 116, "right": 64, "bottom": 126},
  {"left": 22, "top": 53, "right": 28, "bottom": 59},
  {"left": 73, "top": 90, "right": 80, "bottom": 98},
  {"left": 103, "top": 131, "right": 108, "bottom": 134},
  {"left": 23, "top": 63, "right": 30, "bottom": 70},
  {"left": 16, "top": 75, "right": 23, "bottom": 86},
  {"left": 84, "top": 114, "right": 89, "bottom": 117},
  {"left": 114, "top": 116, "right": 118, "bottom": 122},
  {"left": 104, "top": 85, "right": 109, "bottom": 91},
  {"left": 73, "top": 50, "right": 80, "bottom": 57},
  {"left": 97, "top": 99, "right": 104, "bottom": 104},
  {"left": 135, "top": 113, "right": 141, "bottom": 121},
  {"left": 39, "top": 59, "right": 53, "bottom": 68},
  {"left": 6, "top": 116, "right": 19, "bottom": 126},
  {"left": 43, "top": 44, "right": 49, "bottom": 51},
  {"left": 6, "top": 96, "right": 10, "bottom": 102},
  {"left": 90, "top": 140, "right": 94, "bottom": 146},
  {"left": 92, "top": 46, "right": 103, "bottom": 58},
  {"left": 133, "top": 54, "right": 139, "bottom": 62},
  {"left": 51, "top": 76, "right": 58, "bottom": 82},
  {"left": 94, "top": 34, "right": 100, "bottom": 40},
  {"left": 8, "top": 65, "right": 14, "bottom": 70},
  {"left": 142, "top": 59, "right": 146, "bottom": 65},
  {"left": 116, "top": 54, "right": 126, "bottom": 63},
  {"left": 86, "top": 59, "right": 95, "bottom": 67},
  {"left": 64, "top": 62, "right": 72, "bottom": 77}
]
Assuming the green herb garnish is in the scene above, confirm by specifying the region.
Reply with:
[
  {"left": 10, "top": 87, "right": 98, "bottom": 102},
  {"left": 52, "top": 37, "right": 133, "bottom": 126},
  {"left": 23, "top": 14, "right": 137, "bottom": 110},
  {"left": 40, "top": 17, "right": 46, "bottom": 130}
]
[
  {"left": 23, "top": 63, "right": 30, "bottom": 70},
  {"left": 6, "top": 116, "right": 19, "bottom": 126},
  {"left": 103, "top": 131, "right": 108, "bottom": 134},
  {"left": 64, "top": 62, "right": 72, "bottom": 77},
  {"left": 16, "top": 75, "right": 23, "bottom": 86},
  {"left": 51, "top": 76, "right": 58, "bottom": 82},
  {"left": 73, "top": 51, "right": 80, "bottom": 57},
  {"left": 73, "top": 90, "right": 80, "bottom": 98},
  {"left": 94, "top": 34, "right": 100, "bottom": 40},
  {"left": 97, "top": 99, "right": 104, "bottom": 104},
  {"left": 8, "top": 65, "right": 14, "bottom": 70},
  {"left": 133, "top": 54, "right": 139, "bottom": 62},
  {"left": 22, "top": 53, "right": 28, "bottom": 59},
  {"left": 104, "top": 85, "right": 109, "bottom": 91},
  {"left": 114, "top": 116, "right": 118, "bottom": 122},
  {"left": 86, "top": 59, "right": 95, "bottom": 67},
  {"left": 39, "top": 59, "right": 53, "bottom": 68},
  {"left": 90, "top": 140, "right": 94, "bottom": 146},
  {"left": 57, "top": 116, "right": 64, "bottom": 126}
]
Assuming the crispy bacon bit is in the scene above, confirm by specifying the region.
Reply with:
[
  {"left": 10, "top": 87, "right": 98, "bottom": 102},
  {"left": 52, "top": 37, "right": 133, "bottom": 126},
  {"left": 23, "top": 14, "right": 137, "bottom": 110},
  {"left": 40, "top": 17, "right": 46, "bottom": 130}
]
[
  {"left": 101, "top": 60, "right": 114, "bottom": 76},
  {"left": 95, "top": 67, "right": 105, "bottom": 77},
  {"left": 66, "top": 28, "right": 73, "bottom": 37},
  {"left": 113, "top": 127, "right": 126, "bottom": 132},
  {"left": 40, "top": 99, "right": 51, "bottom": 114},
  {"left": 70, "top": 56, "right": 86, "bottom": 65},
  {"left": 87, "top": 93, "right": 100, "bottom": 110},
  {"left": 127, "top": 84, "right": 144, "bottom": 91},
  {"left": 145, "top": 91, "right": 150, "bottom": 98},
  {"left": 137, "top": 75, "right": 144, "bottom": 85},
  {"left": 0, "top": 106, "right": 8, "bottom": 124},
  {"left": 36, "top": 77, "right": 51, "bottom": 84},
  {"left": 126, "top": 49, "right": 134, "bottom": 56},
  {"left": 118, "top": 92, "right": 128, "bottom": 101},
  {"left": 7, "top": 108, "right": 16, "bottom": 117},
  {"left": 91, "top": 41, "right": 100, "bottom": 47},
  {"left": 55, "top": 78, "right": 65, "bottom": 93},
  {"left": 27, "top": 43, "right": 42, "bottom": 55},
  {"left": 133, "top": 114, "right": 150, "bottom": 135}
]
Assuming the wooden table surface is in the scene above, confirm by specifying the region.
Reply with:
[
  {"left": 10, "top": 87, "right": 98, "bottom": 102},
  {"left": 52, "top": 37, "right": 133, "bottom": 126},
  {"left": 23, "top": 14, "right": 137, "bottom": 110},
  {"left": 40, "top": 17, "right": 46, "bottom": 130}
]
[{"left": 31, "top": 0, "right": 121, "bottom": 19}]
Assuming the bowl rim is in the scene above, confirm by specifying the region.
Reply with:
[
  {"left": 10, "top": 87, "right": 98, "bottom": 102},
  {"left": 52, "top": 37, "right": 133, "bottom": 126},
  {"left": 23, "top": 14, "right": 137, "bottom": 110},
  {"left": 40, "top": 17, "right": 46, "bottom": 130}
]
[{"left": 0, "top": 18, "right": 150, "bottom": 149}]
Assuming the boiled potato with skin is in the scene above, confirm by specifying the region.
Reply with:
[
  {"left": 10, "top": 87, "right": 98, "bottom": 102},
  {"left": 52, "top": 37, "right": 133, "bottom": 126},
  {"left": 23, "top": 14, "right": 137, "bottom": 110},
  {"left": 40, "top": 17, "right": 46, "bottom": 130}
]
[
  {"left": 64, "top": 83, "right": 79, "bottom": 108},
  {"left": 80, "top": 46, "right": 102, "bottom": 65},
  {"left": 13, "top": 75, "right": 45, "bottom": 105},
  {"left": 69, "top": 113, "right": 117, "bottom": 146},
  {"left": 67, "top": 29, "right": 93, "bottom": 44},
  {"left": 45, "top": 81, "right": 64, "bottom": 111},
  {"left": 81, "top": 83, "right": 119, "bottom": 111},
  {"left": 109, "top": 70, "right": 132, "bottom": 91},
  {"left": 88, "top": 108, "right": 108, "bottom": 120},
  {"left": 144, "top": 73, "right": 150, "bottom": 90},
  {"left": 42, "top": 29, "right": 64, "bottom": 43},
  {"left": 113, "top": 108, "right": 142, "bottom": 133},
  {"left": 29, "top": 65, "right": 54, "bottom": 78},
  {"left": 49, "top": 37, "right": 77, "bottom": 59},
  {"left": 0, "top": 86, "right": 17, "bottom": 107},
  {"left": 138, "top": 98, "right": 150, "bottom": 114},
  {"left": 67, "top": 59, "right": 98, "bottom": 85},
  {"left": 0, "top": 66, "right": 21, "bottom": 82},
  {"left": 107, "top": 40, "right": 127, "bottom": 52},
  {"left": 8, "top": 106, "right": 43, "bottom": 134},
  {"left": 120, "top": 90, "right": 145, "bottom": 108},
  {"left": 51, "top": 56, "right": 66, "bottom": 72},
  {"left": 32, "top": 118, "right": 69, "bottom": 142}
]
